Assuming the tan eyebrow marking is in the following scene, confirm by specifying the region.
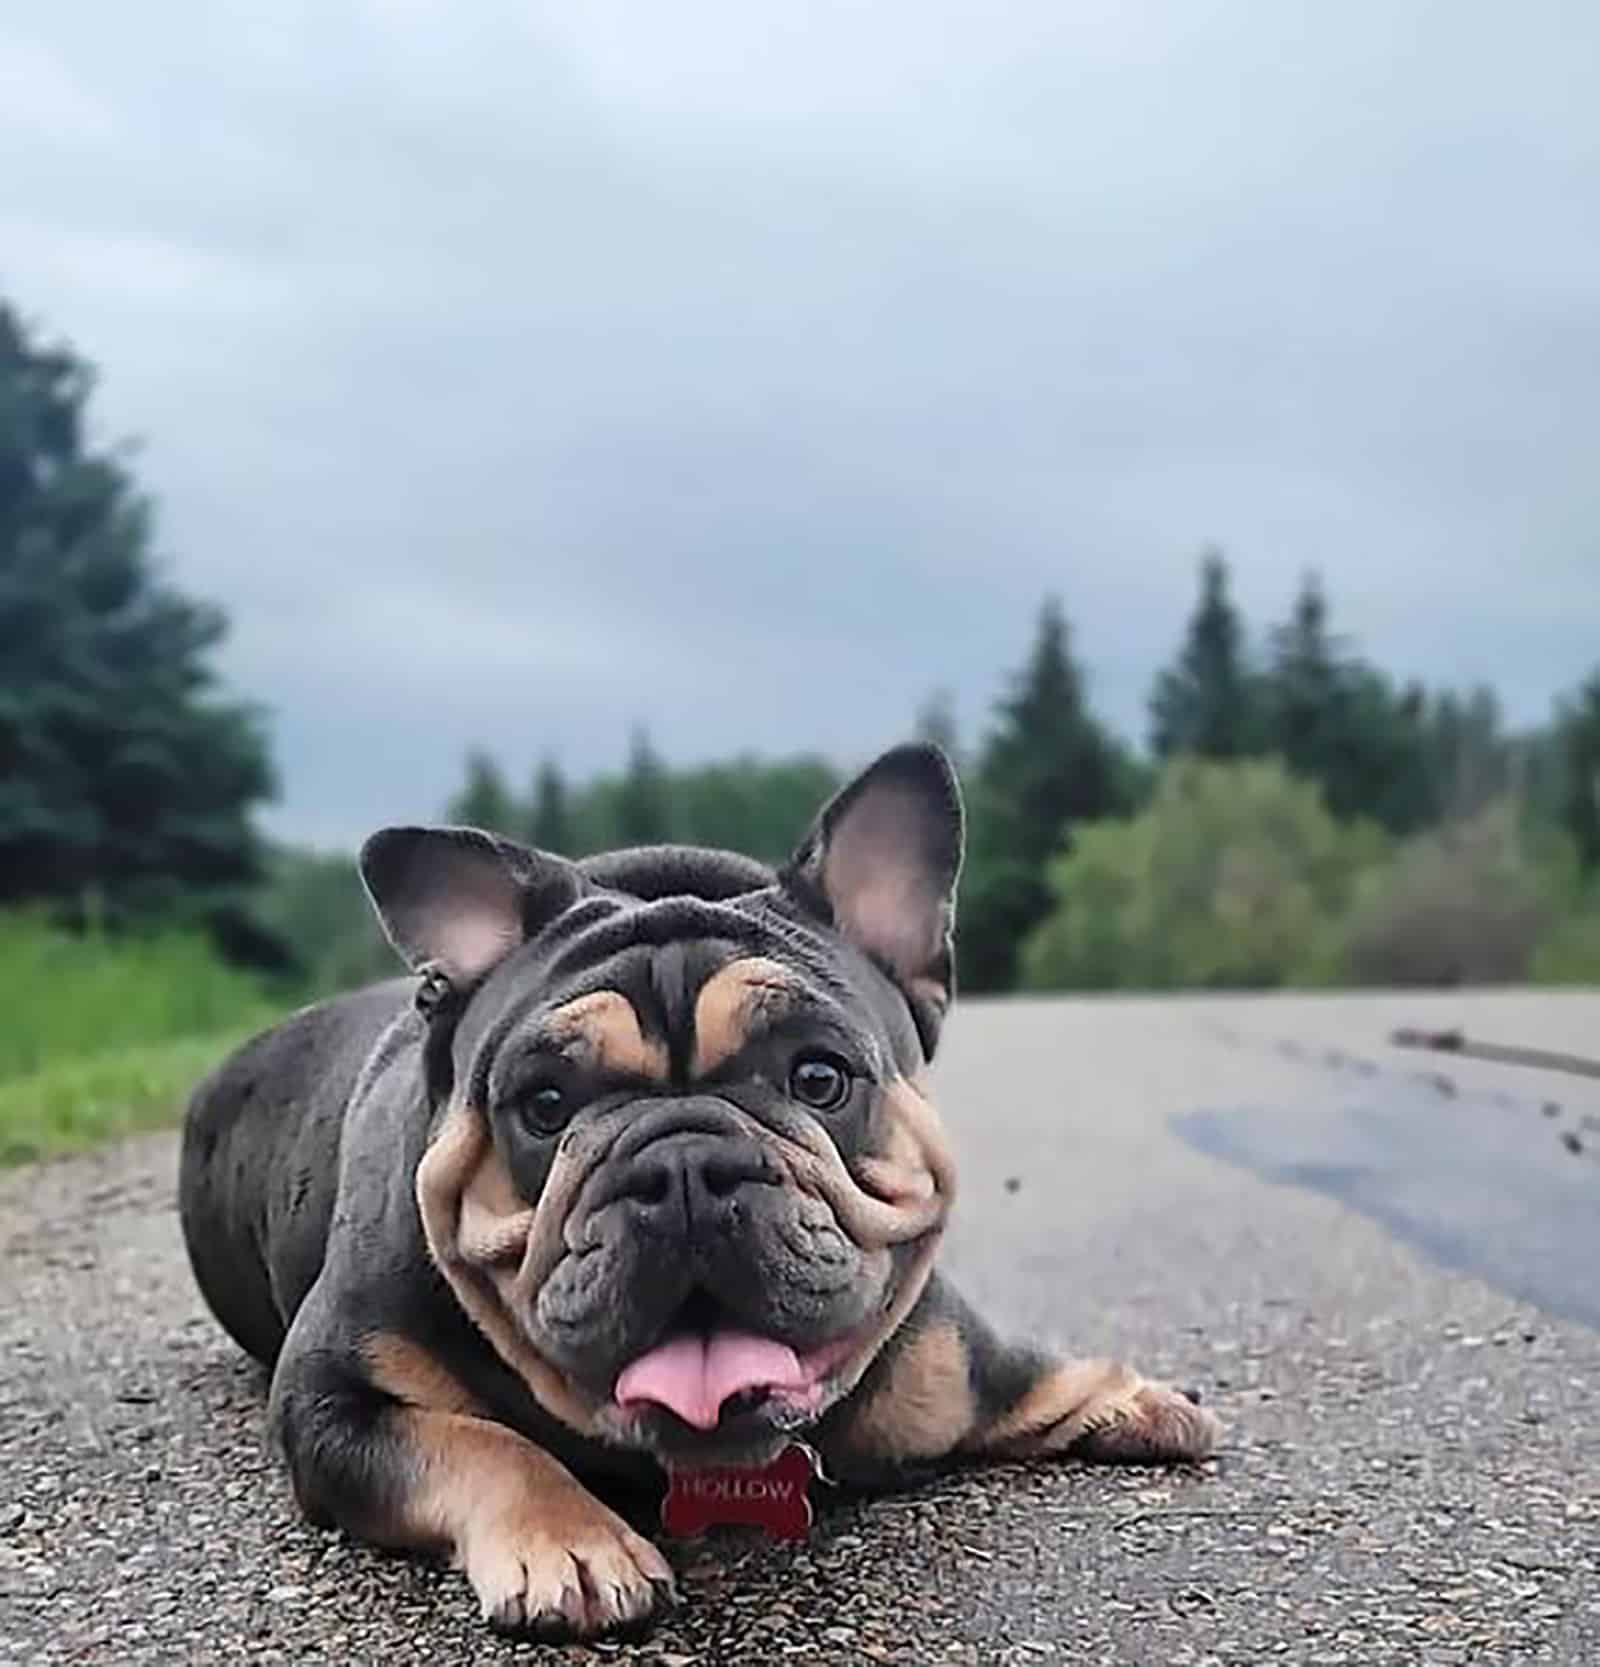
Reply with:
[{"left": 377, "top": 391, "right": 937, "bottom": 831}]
[
  {"left": 690, "top": 956, "right": 803, "bottom": 1077},
  {"left": 541, "top": 989, "right": 668, "bottom": 1081}
]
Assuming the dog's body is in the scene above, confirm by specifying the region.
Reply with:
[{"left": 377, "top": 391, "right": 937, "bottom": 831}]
[{"left": 181, "top": 746, "right": 1217, "bottom": 1638}]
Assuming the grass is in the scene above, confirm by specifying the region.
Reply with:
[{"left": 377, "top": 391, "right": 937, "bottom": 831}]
[
  {"left": 0, "top": 912, "right": 282, "bottom": 1166},
  {"left": 0, "top": 913, "right": 274, "bottom": 1078},
  {"left": 0, "top": 1028, "right": 264, "bottom": 1165}
]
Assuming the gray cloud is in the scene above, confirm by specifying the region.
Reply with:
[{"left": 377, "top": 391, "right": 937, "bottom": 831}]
[{"left": 3, "top": 0, "right": 1596, "bottom": 845}]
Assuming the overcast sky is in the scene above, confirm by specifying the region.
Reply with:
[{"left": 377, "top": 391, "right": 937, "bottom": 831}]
[{"left": 4, "top": 1, "right": 1596, "bottom": 846}]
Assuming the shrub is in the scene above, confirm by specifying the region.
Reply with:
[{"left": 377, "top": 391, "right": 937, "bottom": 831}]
[
  {"left": 256, "top": 846, "right": 395, "bottom": 996},
  {"left": 1019, "top": 758, "right": 1384, "bottom": 991},
  {"left": 1531, "top": 905, "right": 1600, "bottom": 984},
  {"left": 1337, "top": 801, "right": 1551, "bottom": 986},
  {"left": 1523, "top": 823, "right": 1600, "bottom": 984}
]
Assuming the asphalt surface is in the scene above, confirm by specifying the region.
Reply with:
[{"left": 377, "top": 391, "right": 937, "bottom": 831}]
[{"left": 3, "top": 990, "right": 1598, "bottom": 1665}]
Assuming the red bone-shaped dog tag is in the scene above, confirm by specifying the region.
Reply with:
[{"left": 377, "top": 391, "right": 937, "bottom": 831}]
[{"left": 662, "top": 1444, "right": 817, "bottom": 1541}]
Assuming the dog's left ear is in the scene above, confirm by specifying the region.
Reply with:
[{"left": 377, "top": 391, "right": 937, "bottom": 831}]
[{"left": 784, "top": 743, "right": 964, "bottom": 1054}]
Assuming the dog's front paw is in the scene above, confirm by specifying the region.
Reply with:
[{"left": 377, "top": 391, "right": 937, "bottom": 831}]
[
  {"left": 1069, "top": 1379, "right": 1222, "bottom": 1465},
  {"left": 970, "top": 1358, "right": 1222, "bottom": 1465},
  {"left": 459, "top": 1492, "right": 676, "bottom": 1639}
]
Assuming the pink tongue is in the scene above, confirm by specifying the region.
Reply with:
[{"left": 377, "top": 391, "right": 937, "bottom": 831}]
[{"left": 615, "top": 1329, "right": 809, "bottom": 1430}]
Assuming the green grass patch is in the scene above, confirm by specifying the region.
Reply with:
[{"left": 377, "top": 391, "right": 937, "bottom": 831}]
[
  {"left": 0, "top": 912, "right": 282, "bottom": 1165},
  {"left": 0, "top": 912, "right": 274, "bottom": 1080},
  {"left": 0, "top": 1028, "right": 263, "bottom": 1166}
]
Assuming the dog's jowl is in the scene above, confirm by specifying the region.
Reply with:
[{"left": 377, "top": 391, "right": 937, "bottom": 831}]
[{"left": 180, "top": 743, "right": 1218, "bottom": 1639}]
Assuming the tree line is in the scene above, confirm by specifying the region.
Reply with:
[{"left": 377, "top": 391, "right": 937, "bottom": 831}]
[
  {"left": 419, "top": 552, "right": 1600, "bottom": 994},
  {"left": 5, "top": 300, "right": 1599, "bottom": 995}
]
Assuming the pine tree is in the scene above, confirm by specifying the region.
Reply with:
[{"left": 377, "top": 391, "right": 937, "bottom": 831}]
[
  {"left": 1266, "top": 573, "right": 1344, "bottom": 767},
  {"left": 614, "top": 726, "right": 673, "bottom": 845},
  {"left": 447, "top": 748, "right": 519, "bottom": 834},
  {"left": 0, "top": 302, "right": 274, "bottom": 926},
  {"left": 1557, "top": 669, "right": 1600, "bottom": 872},
  {"left": 1352, "top": 673, "right": 1434, "bottom": 835},
  {"left": 1150, "top": 549, "right": 1260, "bottom": 759},
  {"left": 672, "top": 755, "right": 839, "bottom": 862},
  {"left": 960, "top": 598, "right": 1123, "bottom": 992},
  {"left": 1421, "top": 684, "right": 1510, "bottom": 821},
  {"left": 1263, "top": 571, "right": 1367, "bottom": 816},
  {"left": 1259, "top": 572, "right": 1515, "bottom": 833},
  {"left": 913, "top": 687, "right": 962, "bottom": 773},
  {"left": 526, "top": 757, "right": 574, "bottom": 854}
]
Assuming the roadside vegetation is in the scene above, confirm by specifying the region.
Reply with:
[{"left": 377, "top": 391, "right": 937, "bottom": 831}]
[
  {"left": 0, "top": 916, "right": 276, "bottom": 1163},
  {"left": 4, "top": 300, "right": 1598, "bottom": 1163}
]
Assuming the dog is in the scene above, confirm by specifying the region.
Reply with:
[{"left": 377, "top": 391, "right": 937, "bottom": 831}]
[{"left": 180, "top": 743, "right": 1218, "bottom": 1639}]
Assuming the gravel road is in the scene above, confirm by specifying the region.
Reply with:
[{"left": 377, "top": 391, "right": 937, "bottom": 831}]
[{"left": 4, "top": 991, "right": 1598, "bottom": 1665}]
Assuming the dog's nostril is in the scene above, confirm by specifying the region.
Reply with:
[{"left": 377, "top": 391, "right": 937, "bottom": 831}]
[
  {"left": 700, "top": 1146, "right": 773, "bottom": 1200},
  {"left": 629, "top": 1160, "right": 673, "bottom": 1208},
  {"left": 700, "top": 1151, "right": 762, "bottom": 1199},
  {"left": 621, "top": 1137, "right": 769, "bottom": 1218}
]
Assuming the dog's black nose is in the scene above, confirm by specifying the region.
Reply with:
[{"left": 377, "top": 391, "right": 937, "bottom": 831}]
[{"left": 618, "top": 1135, "right": 775, "bottom": 1235}]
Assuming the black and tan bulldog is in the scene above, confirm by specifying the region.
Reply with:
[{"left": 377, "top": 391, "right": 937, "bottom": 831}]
[{"left": 180, "top": 744, "right": 1218, "bottom": 1638}]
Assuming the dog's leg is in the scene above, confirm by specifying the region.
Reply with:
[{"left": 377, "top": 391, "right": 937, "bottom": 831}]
[
  {"left": 836, "top": 1276, "right": 1220, "bottom": 1472},
  {"left": 962, "top": 1350, "right": 1222, "bottom": 1465},
  {"left": 269, "top": 1327, "right": 674, "bottom": 1639}
]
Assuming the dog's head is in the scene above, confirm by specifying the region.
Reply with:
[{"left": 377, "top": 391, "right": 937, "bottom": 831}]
[{"left": 360, "top": 744, "right": 962, "bottom": 1467}]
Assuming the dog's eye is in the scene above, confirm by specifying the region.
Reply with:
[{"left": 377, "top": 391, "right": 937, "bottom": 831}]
[
  {"left": 788, "top": 1054, "right": 851, "bottom": 1112},
  {"left": 518, "top": 1083, "right": 569, "bottom": 1135}
]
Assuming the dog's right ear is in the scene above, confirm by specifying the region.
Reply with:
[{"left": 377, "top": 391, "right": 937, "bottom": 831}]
[{"left": 359, "top": 826, "right": 584, "bottom": 986}]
